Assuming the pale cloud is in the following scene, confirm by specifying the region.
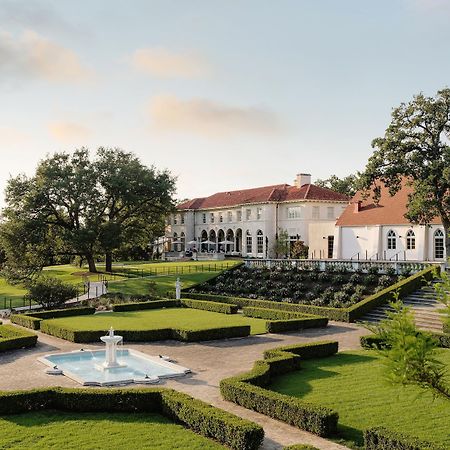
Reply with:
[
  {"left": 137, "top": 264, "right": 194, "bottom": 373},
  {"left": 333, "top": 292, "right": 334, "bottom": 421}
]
[
  {"left": 0, "top": 127, "right": 29, "bottom": 146},
  {"left": 48, "top": 121, "right": 92, "bottom": 142},
  {"left": 148, "top": 95, "right": 282, "bottom": 137},
  {"left": 0, "top": 30, "right": 93, "bottom": 83},
  {"left": 410, "top": 0, "right": 450, "bottom": 13},
  {"left": 131, "top": 48, "right": 210, "bottom": 78}
]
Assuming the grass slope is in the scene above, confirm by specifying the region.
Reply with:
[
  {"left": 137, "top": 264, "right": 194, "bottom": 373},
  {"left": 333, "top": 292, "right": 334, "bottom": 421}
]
[
  {"left": 108, "top": 272, "right": 221, "bottom": 297},
  {"left": 44, "top": 308, "right": 268, "bottom": 335},
  {"left": 0, "top": 411, "right": 225, "bottom": 449},
  {"left": 269, "top": 350, "right": 450, "bottom": 448}
]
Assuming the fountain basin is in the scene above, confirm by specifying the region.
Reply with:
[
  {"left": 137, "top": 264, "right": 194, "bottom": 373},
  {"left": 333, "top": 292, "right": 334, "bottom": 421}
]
[{"left": 38, "top": 349, "right": 190, "bottom": 386}]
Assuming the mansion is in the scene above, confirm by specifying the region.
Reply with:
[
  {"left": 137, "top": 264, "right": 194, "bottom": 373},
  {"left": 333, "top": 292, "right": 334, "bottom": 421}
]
[
  {"left": 165, "top": 173, "right": 349, "bottom": 259},
  {"left": 165, "top": 174, "right": 448, "bottom": 263}
]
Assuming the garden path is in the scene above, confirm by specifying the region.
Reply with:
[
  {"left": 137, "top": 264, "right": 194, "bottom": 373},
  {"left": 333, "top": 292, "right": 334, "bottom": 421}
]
[{"left": 0, "top": 321, "right": 367, "bottom": 449}]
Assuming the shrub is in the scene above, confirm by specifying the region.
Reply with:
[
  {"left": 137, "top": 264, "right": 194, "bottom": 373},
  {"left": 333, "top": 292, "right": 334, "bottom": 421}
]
[
  {"left": 112, "top": 300, "right": 179, "bottom": 312},
  {"left": 0, "top": 325, "right": 37, "bottom": 352},
  {"left": 220, "top": 341, "right": 339, "bottom": 437},
  {"left": 181, "top": 298, "right": 238, "bottom": 314},
  {"left": 27, "top": 306, "right": 95, "bottom": 319},
  {"left": 10, "top": 314, "right": 42, "bottom": 330},
  {"left": 266, "top": 317, "right": 328, "bottom": 333},
  {"left": 367, "top": 265, "right": 380, "bottom": 275},
  {"left": 0, "top": 387, "right": 264, "bottom": 450},
  {"left": 349, "top": 273, "right": 362, "bottom": 284},
  {"left": 364, "top": 427, "right": 445, "bottom": 450},
  {"left": 25, "top": 276, "right": 78, "bottom": 309}
]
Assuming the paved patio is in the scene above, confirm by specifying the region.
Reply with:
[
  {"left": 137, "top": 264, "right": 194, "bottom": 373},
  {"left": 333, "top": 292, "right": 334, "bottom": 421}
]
[{"left": 0, "top": 321, "right": 368, "bottom": 449}]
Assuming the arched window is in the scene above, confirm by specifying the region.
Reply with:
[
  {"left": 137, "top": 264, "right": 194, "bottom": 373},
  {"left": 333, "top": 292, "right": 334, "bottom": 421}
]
[
  {"left": 434, "top": 229, "right": 445, "bottom": 259},
  {"left": 406, "top": 229, "right": 415, "bottom": 250},
  {"left": 257, "top": 230, "right": 264, "bottom": 254},
  {"left": 387, "top": 230, "right": 396, "bottom": 250},
  {"left": 246, "top": 230, "right": 252, "bottom": 254}
]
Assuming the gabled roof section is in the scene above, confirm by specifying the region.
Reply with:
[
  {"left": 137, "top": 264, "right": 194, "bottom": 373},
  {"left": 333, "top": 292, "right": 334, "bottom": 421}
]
[
  {"left": 336, "top": 180, "right": 441, "bottom": 226},
  {"left": 177, "top": 183, "right": 349, "bottom": 210}
]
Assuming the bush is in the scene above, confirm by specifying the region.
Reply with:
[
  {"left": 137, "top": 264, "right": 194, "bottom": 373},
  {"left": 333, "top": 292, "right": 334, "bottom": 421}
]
[
  {"left": 360, "top": 332, "right": 450, "bottom": 350},
  {"left": 0, "top": 325, "right": 37, "bottom": 352},
  {"left": 27, "top": 306, "right": 95, "bottom": 319},
  {"left": 10, "top": 314, "right": 42, "bottom": 330},
  {"left": 26, "top": 276, "right": 78, "bottom": 309},
  {"left": 181, "top": 298, "right": 238, "bottom": 314},
  {"left": 39, "top": 320, "right": 251, "bottom": 343},
  {"left": 220, "top": 341, "right": 339, "bottom": 437},
  {"left": 0, "top": 387, "right": 264, "bottom": 450},
  {"left": 112, "top": 300, "right": 179, "bottom": 312},
  {"left": 266, "top": 318, "right": 328, "bottom": 333},
  {"left": 364, "top": 427, "right": 445, "bottom": 450}
]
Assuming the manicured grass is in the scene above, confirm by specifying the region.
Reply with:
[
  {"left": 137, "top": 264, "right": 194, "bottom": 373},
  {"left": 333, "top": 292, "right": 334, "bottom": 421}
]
[
  {"left": 44, "top": 308, "right": 268, "bottom": 335},
  {"left": 108, "top": 272, "right": 222, "bottom": 297},
  {"left": 43, "top": 265, "right": 123, "bottom": 285},
  {"left": 269, "top": 350, "right": 450, "bottom": 448},
  {"left": 0, "top": 278, "right": 29, "bottom": 309},
  {"left": 0, "top": 411, "right": 225, "bottom": 449}
]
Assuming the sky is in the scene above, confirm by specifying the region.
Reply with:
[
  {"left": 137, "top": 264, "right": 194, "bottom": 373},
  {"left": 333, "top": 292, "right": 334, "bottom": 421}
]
[{"left": 0, "top": 0, "right": 449, "bottom": 204}]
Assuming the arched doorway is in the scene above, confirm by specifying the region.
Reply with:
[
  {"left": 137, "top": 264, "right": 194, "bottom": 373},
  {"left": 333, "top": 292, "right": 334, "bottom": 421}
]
[
  {"left": 235, "top": 228, "right": 242, "bottom": 253},
  {"left": 217, "top": 229, "right": 225, "bottom": 253},
  {"left": 226, "top": 229, "right": 235, "bottom": 253}
]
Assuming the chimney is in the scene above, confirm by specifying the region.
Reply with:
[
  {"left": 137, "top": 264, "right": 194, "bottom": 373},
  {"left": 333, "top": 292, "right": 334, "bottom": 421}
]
[
  {"left": 294, "top": 173, "right": 311, "bottom": 187},
  {"left": 353, "top": 200, "right": 362, "bottom": 213}
]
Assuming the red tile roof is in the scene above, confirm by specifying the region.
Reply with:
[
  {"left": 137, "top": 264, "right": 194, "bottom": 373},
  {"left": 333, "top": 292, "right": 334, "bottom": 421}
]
[
  {"left": 336, "top": 181, "right": 441, "bottom": 226},
  {"left": 177, "top": 183, "right": 349, "bottom": 210}
]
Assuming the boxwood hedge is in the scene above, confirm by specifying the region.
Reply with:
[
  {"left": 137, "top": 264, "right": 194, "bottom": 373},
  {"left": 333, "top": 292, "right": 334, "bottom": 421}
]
[
  {"left": 10, "top": 314, "right": 42, "bottom": 330},
  {"left": 220, "top": 341, "right": 339, "bottom": 437},
  {"left": 181, "top": 298, "right": 238, "bottom": 314},
  {"left": 364, "top": 427, "right": 445, "bottom": 450},
  {"left": 184, "top": 266, "right": 436, "bottom": 323},
  {"left": 112, "top": 299, "right": 179, "bottom": 312},
  {"left": 360, "top": 332, "right": 450, "bottom": 349},
  {"left": 0, "top": 324, "right": 37, "bottom": 352},
  {"left": 39, "top": 320, "right": 251, "bottom": 343},
  {"left": 0, "top": 387, "right": 263, "bottom": 450}
]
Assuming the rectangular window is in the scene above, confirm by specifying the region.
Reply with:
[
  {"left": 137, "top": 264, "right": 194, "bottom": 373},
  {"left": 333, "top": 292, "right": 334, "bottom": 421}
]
[
  {"left": 210, "top": 212, "right": 215, "bottom": 223},
  {"left": 327, "top": 207, "right": 335, "bottom": 219},
  {"left": 202, "top": 213, "right": 206, "bottom": 224},
  {"left": 328, "top": 236, "right": 334, "bottom": 259},
  {"left": 287, "top": 207, "right": 301, "bottom": 219},
  {"left": 227, "top": 211, "right": 233, "bottom": 222},
  {"left": 246, "top": 209, "right": 252, "bottom": 220},
  {"left": 219, "top": 212, "right": 223, "bottom": 223},
  {"left": 312, "top": 206, "right": 320, "bottom": 220},
  {"left": 237, "top": 210, "right": 242, "bottom": 221},
  {"left": 257, "top": 234, "right": 264, "bottom": 253},
  {"left": 246, "top": 235, "right": 252, "bottom": 253},
  {"left": 407, "top": 237, "right": 415, "bottom": 250},
  {"left": 256, "top": 207, "right": 263, "bottom": 220},
  {"left": 181, "top": 214, "right": 185, "bottom": 224},
  {"left": 173, "top": 215, "right": 178, "bottom": 225}
]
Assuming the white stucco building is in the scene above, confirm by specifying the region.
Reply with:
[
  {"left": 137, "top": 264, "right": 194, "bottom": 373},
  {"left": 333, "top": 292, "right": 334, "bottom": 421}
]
[
  {"left": 334, "top": 182, "right": 446, "bottom": 262},
  {"left": 165, "top": 173, "right": 349, "bottom": 258}
]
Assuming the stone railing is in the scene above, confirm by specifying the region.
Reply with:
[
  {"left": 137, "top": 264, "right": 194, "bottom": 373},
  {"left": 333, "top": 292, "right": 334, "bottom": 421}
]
[{"left": 244, "top": 258, "right": 438, "bottom": 274}]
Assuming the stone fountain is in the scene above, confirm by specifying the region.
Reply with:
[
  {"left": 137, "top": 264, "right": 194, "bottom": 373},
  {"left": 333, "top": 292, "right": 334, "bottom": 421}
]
[{"left": 99, "top": 327, "right": 125, "bottom": 369}]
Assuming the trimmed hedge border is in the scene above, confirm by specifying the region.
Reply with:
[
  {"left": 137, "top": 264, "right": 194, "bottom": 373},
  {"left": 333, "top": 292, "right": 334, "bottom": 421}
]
[
  {"left": 40, "top": 319, "right": 251, "bottom": 343},
  {"left": 220, "top": 341, "right": 339, "bottom": 437},
  {"left": 0, "top": 387, "right": 263, "bottom": 450},
  {"left": 185, "top": 266, "right": 437, "bottom": 323},
  {"left": 364, "top": 427, "right": 445, "bottom": 450},
  {"left": 360, "top": 332, "right": 450, "bottom": 349},
  {"left": 11, "top": 307, "right": 96, "bottom": 330},
  {"left": 0, "top": 324, "right": 37, "bottom": 352},
  {"left": 112, "top": 299, "right": 179, "bottom": 312},
  {"left": 283, "top": 446, "right": 319, "bottom": 450},
  {"left": 181, "top": 298, "right": 238, "bottom": 314}
]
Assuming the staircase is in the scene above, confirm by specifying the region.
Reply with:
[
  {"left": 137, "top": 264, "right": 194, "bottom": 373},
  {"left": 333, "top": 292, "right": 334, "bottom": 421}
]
[{"left": 359, "top": 281, "right": 446, "bottom": 333}]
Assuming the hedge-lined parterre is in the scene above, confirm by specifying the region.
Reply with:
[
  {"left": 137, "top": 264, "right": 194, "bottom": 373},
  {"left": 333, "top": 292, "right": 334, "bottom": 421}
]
[
  {"left": 220, "top": 341, "right": 339, "bottom": 437},
  {"left": 0, "top": 387, "right": 263, "bottom": 450},
  {"left": 360, "top": 332, "right": 450, "bottom": 349},
  {"left": 0, "top": 324, "right": 37, "bottom": 352}
]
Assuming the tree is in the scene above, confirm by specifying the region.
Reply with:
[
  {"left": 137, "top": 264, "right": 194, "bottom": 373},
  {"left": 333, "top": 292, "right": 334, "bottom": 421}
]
[
  {"left": 0, "top": 148, "right": 176, "bottom": 278},
  {"left": 290, "top": 239, "right": 309, "bottom": 259},
  {"left": 315, "top": 174, "right": 359, "bottom": 197},
  {"left": 273, "top": 229, "right": 290, "bottom": 258},
  {"left": 360, "top": 88, "right": 450, "bottom": 258},
  {"left": 26, "top": 276, "right": 78, "bottom": 309},
  {"left": 369, "top": 298, "right": 449, "bottom": 399}
]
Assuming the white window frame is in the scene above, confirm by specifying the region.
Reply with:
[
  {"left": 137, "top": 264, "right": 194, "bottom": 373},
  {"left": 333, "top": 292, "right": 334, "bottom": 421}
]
[
  {"left": 227, "top": 211, "right": 233, "bottom": 222},
  {"left": 327, "top": 207, "right": 335, "bottom": 220},
  {"left": 256, "top": 207, "right": 263, "bottom": 220},
  {"left": 387, "top": 230, "right": 397, "bottom": 250},
  {"left": 256, "top": 230, "right": 264, "bottom": 253},
  {"left": 202, "top": 213, "right": 206, "bottom": 224},
  {"left": 434, "top": 229, "right": 445, "bottom": 259},
  {"left": 210, "top": 212, "right": 215, "bottom": 223},
  {"left": 246, "top": 209, "right": 252, "bottom": 220},
  {"left": 246, "top": 230, "right": 252, "bottom": 253},
  {"left": 406, "top": 229, "right": 415, "bottom": 250},
  {"left": 287, "top": 206, "right": 301, "bottom": 219},
  {"left": 312, "top": 206, "right": 320, "bottom": 220}
]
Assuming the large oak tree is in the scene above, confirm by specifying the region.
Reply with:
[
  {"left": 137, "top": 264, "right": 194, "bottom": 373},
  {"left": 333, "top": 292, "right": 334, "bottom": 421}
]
[
  {"left": 361, "top": 88, "right": 450, "bottom": 259},
  {"left": 1, "top": 148, "right": 175, "bottom": 279}
]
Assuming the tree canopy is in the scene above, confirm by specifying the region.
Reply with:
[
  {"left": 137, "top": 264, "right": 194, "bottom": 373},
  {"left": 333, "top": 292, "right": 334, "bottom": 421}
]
[
  {"left": 0, "top": 148, "right": 176, "bottom": 279},
  {"left": 360, "top": 88, "right": 450, "bottom": 256},
  {"left": 315, "top": 174, "right": 359, "bottom": 197}
]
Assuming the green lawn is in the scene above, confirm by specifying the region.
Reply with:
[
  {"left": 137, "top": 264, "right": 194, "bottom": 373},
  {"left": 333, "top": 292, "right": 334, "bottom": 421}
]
[
  {"left": 43, "top": 265, "right": 123, "bottom": 285},
  {"left": 0, "top": 278, "right": 29, "bottom": 309},
  {"left": 108, "top": 272, "right": 221, "bottom": 297},
  {"left": 44, "top": 308, "right": 268, "bottom": 335},
  {"left": 269, "top": 350, "right": 450, "bottom": 448},
  {"left": 0, "top": 411, "right": 225, "bottom": 449}
]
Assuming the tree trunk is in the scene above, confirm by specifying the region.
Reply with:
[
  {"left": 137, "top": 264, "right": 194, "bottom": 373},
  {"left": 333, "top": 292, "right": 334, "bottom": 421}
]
[
  {"left": 86, "top": 254, "right": 97, "bottom": 273},
  {"left": 105, "top": 252, "right": 113, "bottom": 273}
]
